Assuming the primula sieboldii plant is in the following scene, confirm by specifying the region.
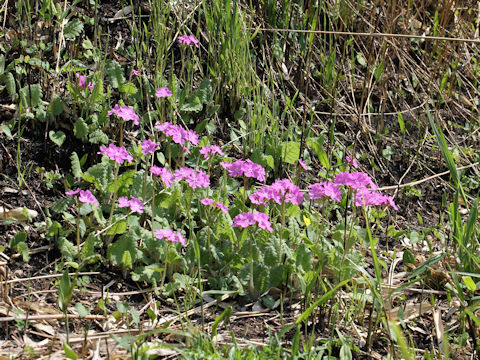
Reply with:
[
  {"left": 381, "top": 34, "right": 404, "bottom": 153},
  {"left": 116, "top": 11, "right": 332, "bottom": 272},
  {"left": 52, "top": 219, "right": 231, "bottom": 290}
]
[
  {"left": 107, "top": 104, "right": 140, "bottom": 125},
  {"left": 220, "top": 159, "right": 266, "bottom": 182},
  {"left": 118, "top": 196, "right": 145, "bottom": 214},
  {"left": 66, "top": 189, "right": 99, "bottom": 207},
  {"left": 178, "top": 34, "right": 199, "bottom": 47},
  {"left": 98, "top": 143, "right": 133, "bottom": 164},
  {"left": 250, "top": 178, "right": 304, "bottom": 206}
]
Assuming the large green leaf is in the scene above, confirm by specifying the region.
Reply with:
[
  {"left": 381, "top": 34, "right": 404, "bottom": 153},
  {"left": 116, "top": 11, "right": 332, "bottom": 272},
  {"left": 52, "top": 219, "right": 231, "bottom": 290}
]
[
  {"left": 73, "top": 118, "right": 88, "bottom": 138},
  {"left": 107, "top": 233, "right": 138, "bottom": 267},
  {"left": 58, "top": 270, "right": 75, "bottom": 312},
  {"left": 20, "top": 84, "right": 42, "bottom": 107},
  {"left": 49, "top": 130, "right": 66, "bottom": 147},
  {"left": 281, "top": 142, "right": 300, "bottom": 164},
  {"left": 105, "top": 60, "right": 125, "bottom": 89},
  {"left": 64, "top": 18, "right": 84, "bottom": 39}
]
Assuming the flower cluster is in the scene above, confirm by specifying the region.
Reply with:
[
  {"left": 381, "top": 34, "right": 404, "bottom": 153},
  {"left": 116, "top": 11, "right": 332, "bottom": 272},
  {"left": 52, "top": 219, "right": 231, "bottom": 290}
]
[
  {"left": 155, "top": 122, "right": 199, "bottom": 153},
  {"left": 199, "top": 145, "right": 224, "bottom": 159},
  {"left": 309, "top": 182, "right": 342, "bottom": 202},
  {"left": 141, "top": 139, "right": 158, "bottom": 155},
  {"left": 309, "top": 171, "right": 398, "bottom": 210},
  {"left": 233, "top": 211, "right": 273, "bottom": 233},
  {"left": 118, "top": 196, "right": 145, "bottom": 213},
  {"left": 98, "top": 143, "right": 133, "bottom": 164},
  {"left": 155, "top": 229, "right": 186, "bottom": 246},
  {"left": 250, "top": 178, "right": 304, "bottom": 205},
  {"left": 175, "top": 167, "right": 210, "bottom": 189},
  {"left": 66, "top": 189, "right": 99, "bottom": 206},
  {"left": 150, "top": 166, "right": 175, "bottom": 187},
  {"left": 201, "top": 198, "right": 228, "bottom": 213},
  {"left": 107, "top": 104, "right": 140, "bottom": 125},
  {"left": 178, "top": 34, "right": 199, "bottom": 47},
  {"left": 220, "top": 159, "right": 266, "bottom": 182},
  {"left": 156, "top": 87, "right": 172, "bottom": 98}
]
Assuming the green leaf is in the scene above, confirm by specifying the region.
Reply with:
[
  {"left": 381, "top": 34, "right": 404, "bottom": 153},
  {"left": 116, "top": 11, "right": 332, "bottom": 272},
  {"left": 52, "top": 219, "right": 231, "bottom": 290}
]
[
  {"left": 20, "top": 84, "right": 42, "bottom": 107},
  {"left": 181, "top": 96, "right": 203, "bottom": 112},
  {"left": 107, "top": 170, "right": 135, "bottom": 192},
  {"left": 462, "top": 276, "right": 477, "bottom": 291},
  {"left": 63, "top": 342, "right": 78, "bottom": 359},
  {"left": 57, "top": 237, "right": 78, "bottom": 261},
  {"left": 49, "top": 95, "right": 64, "bottom": 116},
  {"left": 119, "top": 82, "right": 137, "bottom": 95},
  {"left": 105, "top": 60, "right": 125, "bottom": 89},
  {"left": 281, "top": 142, "right": 300, "bottom": 164},
  {"left": 88, "top": 129, "right": 109, "bottom": 144},
  {"left": 131, "top": 264, "right": 163, "bottom": 283},
  {"left": 121, "top": 250, "right": 132, "bottom": 269},
  {"left": 374, "top": 60, "right": 384, "bottom": 82},
  {"left": 5, "top": 72, "right": 15, "bottom": 96},
  {"left": 16, "top": 242, "right": 30, "bottom": 262},
  {"left": 81, "top": 234, "right": 101, "bottom": 262},
  {"left": 51, "top": 198, "right": 71, "bottom": 213},
  {"left": 0, "top": 124, "right": 13, "bottom": 140},
  {"left": 106, "top": 220, "right": 127, "bottom": 236},
  {"left": 108, "top": 234, "right": 138, "bottom": 267},
  {"left": 64, "top": 18, "right": 84, "bottom": 39},
  {"left": 73, "top": 118, "right": 88, "bottom": 138},
  {"left": 74, "top": 303, "right": 90, "bottom": 317},
  {"left": 70, "top": 152, "right": 83, "bottom": 178},
  {"left": 296, "top": 243, "right": 312, "bottom": 273},
  {"left": 397, "top": 112, "right": 405, "bottom": 136},
  {"left": 49, "top": 130, "right": 66, "bottom": 147},
  {"left": 196, "top": 78, "right": 212, "bottom": 104},
  {"left": 58, "top": 270, "right": 75, "bottom": 312},
  {"left": 356, "top": 53, "right": 367, "bottom": 66},
  {"left": 84, "top": 162, "right": 113, "bottom": 191}
]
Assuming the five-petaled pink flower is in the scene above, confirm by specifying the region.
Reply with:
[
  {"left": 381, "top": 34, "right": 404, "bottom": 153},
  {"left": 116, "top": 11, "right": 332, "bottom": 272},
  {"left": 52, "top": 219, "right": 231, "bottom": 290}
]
[
  {"left": 175, "top": 167, "right": 210, "bottom": 189},
  {"left": 155, "top": 229, "right": 186, "bottom": 246},
  {"left": 200, "top": 145, "right": 224, "bottom": 160},
  {"left": 334, "top": 171, "right": 376, "bottom": 190},
  {"left": 250, "top": 178, "right": 304, "bottom": 206},
  {"left": 155, "top": 122, "right": 199, "bottom": 152},
  {"left": 178, "top": 35, "right": 199, "bottom": 47},
  {"left": 150, "top": 165, "right": 175, "bottom": 187},
  {"left": 98, "top": 143, "right": 133, "bottom": 164},
  {"left": 66, "top": 188, "right": 99, "bottom": 206},
  {"left": 156, "top": 87, "right": 172, "bottom": 98},
  {"left": 107, "top": 104, "right": 140, "bottom": 125},
  {"left": 309, "top": 181, "right": 342, "bottom": 202},
  {"left": 220, "top": 159, "right": 266, "bottom": 182},
  {"left": 201, "top": 198, "right": 229, "bottom": 214},
  {"left": 118, "top": 196, "right": 145, "bottom": 213},
  {"left": 141, "top": 139, "right": 158, "bottom": 155},
  {"left": 233, "top": 211, "right": 273, "bottom": 233}
]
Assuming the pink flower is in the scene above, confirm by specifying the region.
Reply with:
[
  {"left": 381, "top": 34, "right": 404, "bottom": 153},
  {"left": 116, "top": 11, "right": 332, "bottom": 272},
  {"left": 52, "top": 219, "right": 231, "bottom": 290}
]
[
  {"left": 118, "top": 196, "right": 145, "bottom": 213},
  {"left": 155, "top": 122, "right": 199, "bottom": 149},
  {"left": 354, "top": 188, "right": 398, "bottom": 210},
  {"left": 66, "top": 188, "right": 98, "bottom": 206},
  {"left": 76, "top": 73, "right": 87, "bottom": 88},
  {"left": 174, "top": 167, "right": 209, "bottom": 189},
  {"left": 155, "top": 229, "right": 186, "bottom": 246},
  {"left": 298, "top": 159, "right": 309, "bottom": 170},
  {"left": 201, "top": 198, "right": 215, "bottom": 206},
  {"left": 249, "top": 178, "right": 303, "bottom": 205},
  {"left": 334, "top": 171, "right": 375, "bottom": 190},
  {"left": 107, "top": 104, "right": 140, "bottom": 125},
  {"left": 346, "top": 155, "right": 359, "bottom": 169},
  {"left": 66, "top": 188, "right": 81, "bottom": 196},
  {"left": 98, "top": 143, "right": 133, "bottom": 164},
  {"left": 233, "top": 211, "right": 273, "bottom": 233},
  {"left": 215, "top": 203, "right": 228, "bottom": 214},
  {"left": 156, "top": 87, "right": 172, "bottom": 98},
  {"left": 309, "top": 182, "right": 342, "bottom": 202},
  {"left": 131, "top": 69, "right": 141, "bottom": 76},
  {"left": 150, "top": 166, "right": 175, "bottom": 188},
  {"left": 200, "top": 145, "right": 225, "bottom": 159},
  {"left": 220, "top": 159, "right": 265, "bottom": 182},
  {"left": 87, "top": 82, "right": 94, "bottom": 90},
  {"left": 178, "top": 34, "right": 199, "bottom": 47},
  {"left": 141, "top": 139, "right": 158, "bottom": 155}
]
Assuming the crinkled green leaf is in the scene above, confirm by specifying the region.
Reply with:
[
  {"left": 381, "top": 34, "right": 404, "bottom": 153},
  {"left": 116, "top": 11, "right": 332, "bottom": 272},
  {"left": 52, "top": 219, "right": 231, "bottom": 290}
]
[
  {"left": 74, "top": 118, "right": 88, "bottom": 138},
  {"left": 281, "top": 142, "right": 300, "bottom": 164},
  {"left": 105, "top": 60, "right": 125, "bottom": 89},
  {"left": 64, "top": 18, "right": 84, "bottom": 39},
  {"left": 108, "top": 233, "right": 138, "bottom": 267}
]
